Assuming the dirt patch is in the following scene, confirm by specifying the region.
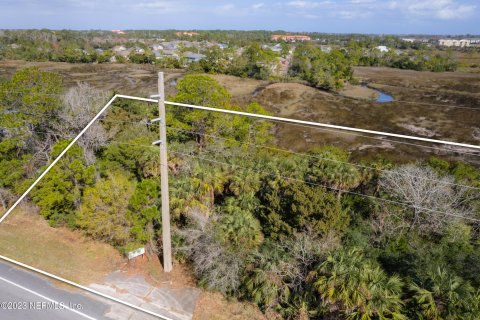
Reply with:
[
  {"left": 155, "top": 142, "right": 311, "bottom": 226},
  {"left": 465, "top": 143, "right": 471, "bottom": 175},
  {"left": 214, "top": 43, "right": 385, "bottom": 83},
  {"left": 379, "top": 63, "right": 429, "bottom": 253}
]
[
  {"left": 209, "top": 74, "right": 268, "bottom": 98},
  {"left": 121, "top": 254, "right": 197, "bottom": 289},
  {"left": 339, "top": 84, "right": 378, "bottom": 100},
  {"left": 193, "top": 291, "right": 266, "bottom": 320}
]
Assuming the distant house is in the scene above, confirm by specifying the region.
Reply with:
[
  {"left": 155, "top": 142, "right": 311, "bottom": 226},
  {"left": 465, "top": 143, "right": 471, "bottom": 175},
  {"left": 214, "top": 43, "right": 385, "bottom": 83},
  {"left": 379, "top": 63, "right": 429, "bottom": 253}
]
[
  {"left": 376, "top": 46, "right": 389, "bottom": 53},
  {"left": 271, "top": 43, "right": 283, "bottom": 52},
  {"left": 162, "top": 42, "right": 178, "bottom": 50},
  {"left": 116, "top": 49, "right": 132, "bottom": 58},
  {"left": 153, "top": 50, "right": 163, "bottom": 60},
  {"left": 185, "top": 52, "right": 206, "bottom": 62},
  {"left": 470, "top": 39, "right": 480, "bottom": 47},
  {"left": 320, "top": 45, "right": 332, "bottom": 53},
  {"left": 217, "top": 43, "right": 228, "bottom": 49},
  {"left": 439, "top": 39, "right": 470, "bottom": 47},
  {"left": 182, "top": 41, "right": 195, "bottom": 48},
  {"left": 152, "top": 44, "right": 164, "bottom": 51},
  {"left": 271, "top": 34, "right": 311, "bottom": 42},
  {"left": 162, "top": 50, "right": 179, "bottom": 59},
  {"left": 112, "top": 29, "right": 126, "bottom": 35},
  {"left": 112, "top": 45, "right": 127, "bottom": 52}
]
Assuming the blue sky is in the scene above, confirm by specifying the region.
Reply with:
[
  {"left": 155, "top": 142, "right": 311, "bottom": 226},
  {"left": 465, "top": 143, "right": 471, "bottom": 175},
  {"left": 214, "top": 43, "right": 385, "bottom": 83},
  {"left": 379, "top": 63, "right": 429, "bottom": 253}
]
[{"left": 0, "top": 0, "right": 478, "bottom": 35}]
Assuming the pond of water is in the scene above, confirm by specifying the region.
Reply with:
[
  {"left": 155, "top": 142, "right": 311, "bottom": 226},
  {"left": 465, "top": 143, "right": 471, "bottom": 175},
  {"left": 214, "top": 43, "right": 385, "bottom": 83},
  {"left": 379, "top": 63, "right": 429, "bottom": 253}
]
[
  {"left": 376, "top": 90, "right": 394, "bottom": 103},
  {"left": 362, "top": 84, "right": 394, "bottom": 103}
]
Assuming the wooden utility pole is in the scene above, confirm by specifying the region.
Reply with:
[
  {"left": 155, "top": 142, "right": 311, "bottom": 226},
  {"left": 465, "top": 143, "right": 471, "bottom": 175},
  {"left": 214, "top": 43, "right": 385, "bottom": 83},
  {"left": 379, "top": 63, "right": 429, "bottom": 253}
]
[{"left": 158, "top": 72, "right": 173, "bottom": 272}]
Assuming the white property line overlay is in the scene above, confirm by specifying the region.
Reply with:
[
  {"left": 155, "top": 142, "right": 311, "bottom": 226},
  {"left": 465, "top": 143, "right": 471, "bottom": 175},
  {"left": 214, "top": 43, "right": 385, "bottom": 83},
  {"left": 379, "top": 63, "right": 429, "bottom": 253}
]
[
  {"left": 0, "top": 93, "right": 479, "bottom": 319},
  {"left": 0, "top": 275, "right": 96, "bottom": 320}
]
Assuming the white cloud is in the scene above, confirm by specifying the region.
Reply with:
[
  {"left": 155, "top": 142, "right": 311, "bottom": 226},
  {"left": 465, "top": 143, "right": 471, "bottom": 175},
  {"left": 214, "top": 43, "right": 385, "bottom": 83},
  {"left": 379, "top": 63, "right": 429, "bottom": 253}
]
[
  {"left": 287, "top": 1, "right": 322, "bottom": 9},
  {"left": 389, "top": 0, "right": 476, "bottom": 20},
  {"left": 251, "top": 3, "right": 265, "bottom": 10},
  {"left": 349, "top": 0, "right": 376, "bottom": 4},
  {"left": 124, "top": 1, "right": 184, "bottom": 13},
  {"left": 217, "top": 3, "right": 235, "bottom": 11},
  {"left": 338, "top": 9, "right": 371, "bottom": 19},
  {"left": 436, "top": 5, "right": 473, "bottom": 19}
]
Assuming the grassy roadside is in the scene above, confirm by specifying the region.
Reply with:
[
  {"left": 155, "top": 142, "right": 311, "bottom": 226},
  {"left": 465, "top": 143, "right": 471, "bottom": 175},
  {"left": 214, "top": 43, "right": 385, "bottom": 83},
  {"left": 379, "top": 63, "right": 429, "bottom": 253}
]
[
  {"left": 0, "top": 208, "right": 265, "bottom": 319},
  {"left": 0, "top": 208, "right": 122, "bottom": 284}
]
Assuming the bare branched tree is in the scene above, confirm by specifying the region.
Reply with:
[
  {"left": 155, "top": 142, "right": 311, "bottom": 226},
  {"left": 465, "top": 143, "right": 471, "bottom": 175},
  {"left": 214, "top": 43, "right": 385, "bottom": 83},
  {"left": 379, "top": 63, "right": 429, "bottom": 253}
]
[
  {"left": 276, "top": 229, "right": 338, "bottom": 293},
  {"left": 56, "top": 83, "right": 111, "bottom": 164},
  {"left": 379, "top": 164, "right": 474, "bottom": 235},
  {"left": 176, "top": 209, "right": 245, "bottom": 294},
  {"left": 0, "top": 188, "right": 14, "bottom": 211}
]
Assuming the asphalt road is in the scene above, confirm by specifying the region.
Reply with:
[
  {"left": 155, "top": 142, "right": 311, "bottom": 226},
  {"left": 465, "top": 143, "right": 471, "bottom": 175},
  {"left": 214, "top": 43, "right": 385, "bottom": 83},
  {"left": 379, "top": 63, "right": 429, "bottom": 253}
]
[{"left": 0, "top": 260, "right": 113, "bottom": 320}]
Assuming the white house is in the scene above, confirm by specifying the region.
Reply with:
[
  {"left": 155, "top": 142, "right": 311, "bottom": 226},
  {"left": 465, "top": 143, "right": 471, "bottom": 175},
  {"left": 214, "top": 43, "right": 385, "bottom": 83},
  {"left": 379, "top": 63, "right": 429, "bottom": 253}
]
[
  {"left": 376, "top": 46, "right": 389, "bottom": 53},
  {"left": 185, "top": 52, "right": 206, "bottom": 62},
  {"left": 439, "top": 39, "right": 470, "bottom": 47},
  {"left": 152, "top": 44, "right": 164, "bottom": 51}
]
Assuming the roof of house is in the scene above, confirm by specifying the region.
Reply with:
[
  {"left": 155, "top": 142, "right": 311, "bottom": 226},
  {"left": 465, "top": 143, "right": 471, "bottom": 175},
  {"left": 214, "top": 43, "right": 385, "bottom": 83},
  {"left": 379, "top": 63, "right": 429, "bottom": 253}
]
[{"left": 185, "top": 52, "right": 207, "bottom": 59}]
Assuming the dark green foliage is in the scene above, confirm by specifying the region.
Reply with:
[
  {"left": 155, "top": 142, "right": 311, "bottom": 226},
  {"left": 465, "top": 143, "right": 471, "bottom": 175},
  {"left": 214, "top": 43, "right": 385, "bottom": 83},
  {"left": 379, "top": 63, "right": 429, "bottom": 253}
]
[
  {"left": 0, "top": 67, "right": 63, "bottom": 154},
  {"left": 127, "top": 179, "right": 161, "bottom": 247},
  {"left": 76, "top": 173, "right": 133, "bottom": 247},
  {"left": 30, "top": 140, "right": 95, "bottom": 226},
  {"left": 257, "top": 178, "right": 349, "bottom": 239},
  {"left": 289, "top": 44, "right": 354, "bottom": 90}
]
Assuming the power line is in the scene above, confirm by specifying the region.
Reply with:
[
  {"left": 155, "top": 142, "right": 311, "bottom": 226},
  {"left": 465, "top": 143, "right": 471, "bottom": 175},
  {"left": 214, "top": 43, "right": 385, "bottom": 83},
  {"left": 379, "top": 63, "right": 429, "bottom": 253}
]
[
  {"left": 165, "top": 125, "right": 480, "bottom": 191},
  {"left": 271, "top": 120, "right": 480, "bottom": 157},
  {"left": 2, "top": 90, "right": 479, "bottom": 153},
  {"left": 154, "top": 98, "right": 480, "bottom": 151},
  {"left": 170, "top": 149, "right": 480, "bottom": 223},
  {"left": 108, "top": 141, "right": 480, "bottom": 224},
  {"left": 93, "top": 117, "right": 480, "bottom": 157},
  {"left": 4, "top": 118, "right": 479, "bottom": 192}
]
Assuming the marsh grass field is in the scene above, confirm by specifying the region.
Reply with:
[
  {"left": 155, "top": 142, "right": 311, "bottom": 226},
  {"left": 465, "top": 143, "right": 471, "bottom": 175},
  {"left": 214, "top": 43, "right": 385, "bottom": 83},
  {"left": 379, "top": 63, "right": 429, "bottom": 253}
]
[{"left": 1, "top": 60, "right": 479, "bottom": 165}]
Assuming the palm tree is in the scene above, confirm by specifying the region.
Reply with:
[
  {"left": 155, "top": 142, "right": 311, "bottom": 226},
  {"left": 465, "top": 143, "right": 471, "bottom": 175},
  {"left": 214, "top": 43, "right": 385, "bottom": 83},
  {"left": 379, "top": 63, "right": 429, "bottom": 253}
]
[
  {"left": 409, "top": 266, "right": 480, "bottom": 319},
  {"left": 314, "top": 248, "right": 406, "bottom": 319},
  {"left": 306, "top": 147, "right": 362, "bottom": 197},
  {"left": 190, "top": 163, "right": 227, "bottom": 207},
  {"left": 215, "top": 208, "right": 262, "bottom": 249}
]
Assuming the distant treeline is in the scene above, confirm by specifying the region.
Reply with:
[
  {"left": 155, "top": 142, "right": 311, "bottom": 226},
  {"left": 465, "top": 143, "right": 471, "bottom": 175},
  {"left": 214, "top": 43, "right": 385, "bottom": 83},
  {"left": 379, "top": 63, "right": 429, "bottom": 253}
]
[{"left": 0, "top": 29, "right": 465, "bottom": 90}]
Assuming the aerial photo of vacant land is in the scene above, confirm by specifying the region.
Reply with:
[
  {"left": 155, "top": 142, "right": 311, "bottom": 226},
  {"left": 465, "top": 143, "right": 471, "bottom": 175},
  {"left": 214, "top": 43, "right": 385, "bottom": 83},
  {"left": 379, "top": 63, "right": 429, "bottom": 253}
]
[{"left": 1, "top": 1, "right": 480, "bottom": 320}]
